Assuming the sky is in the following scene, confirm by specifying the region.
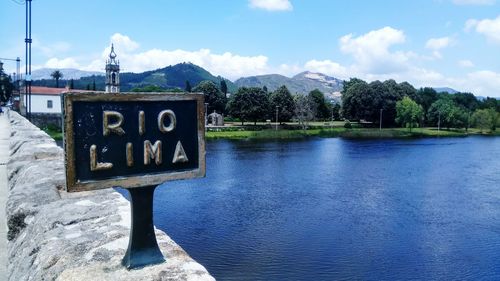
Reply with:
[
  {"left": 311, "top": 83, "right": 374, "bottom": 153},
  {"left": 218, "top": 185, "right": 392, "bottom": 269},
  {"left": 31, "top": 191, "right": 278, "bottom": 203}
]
[{"left": 1, "top": 0, "right": 500, "bottom": 97}]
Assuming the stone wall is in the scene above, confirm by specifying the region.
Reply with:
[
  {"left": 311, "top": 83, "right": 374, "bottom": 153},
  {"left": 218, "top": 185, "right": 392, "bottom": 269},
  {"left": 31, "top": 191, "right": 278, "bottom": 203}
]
[
  {"left": 29, "top": 112, "right": 62, "bottom": 130},
  {"left": 5, "top": 111, "right": 215, "bottom": 281}
]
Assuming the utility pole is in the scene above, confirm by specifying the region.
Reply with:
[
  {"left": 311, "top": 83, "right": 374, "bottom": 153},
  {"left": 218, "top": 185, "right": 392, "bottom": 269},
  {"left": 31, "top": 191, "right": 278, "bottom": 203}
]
[
  {"left": 275, "top": 106, "right": 279, "bottom": 131},
  {"left": 438, "top": 111, "right": 441, "bottom": 132},
  {"left": 25, "top": 0, "right": 33, "bottom": 120},
  {"left": 204, "top": 103, "right": 208, "bottom": 127},
  {"left": 379, "top": 109, "right": 383, "bottom": 130},
  {"left": 331, "top": 102, "right": 334, "bottom": 129}
]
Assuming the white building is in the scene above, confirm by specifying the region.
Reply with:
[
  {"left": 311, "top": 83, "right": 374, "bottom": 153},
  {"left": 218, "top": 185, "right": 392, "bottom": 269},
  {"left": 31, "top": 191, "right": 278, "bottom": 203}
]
[{"left": 20, "top": 86, "right": 90, "bottom": 114}]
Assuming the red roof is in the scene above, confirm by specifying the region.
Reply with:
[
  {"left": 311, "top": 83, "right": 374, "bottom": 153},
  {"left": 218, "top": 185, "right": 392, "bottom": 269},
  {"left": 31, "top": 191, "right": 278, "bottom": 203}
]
[{"left": 21, "top": 86, "right": 98, "bottom": 95}]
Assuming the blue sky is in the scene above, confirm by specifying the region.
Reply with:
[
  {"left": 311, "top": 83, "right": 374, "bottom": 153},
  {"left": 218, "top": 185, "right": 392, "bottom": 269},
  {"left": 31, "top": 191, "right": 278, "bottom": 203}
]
[{"left": 1, "top": 0, "right": 500, "bottom": 96}]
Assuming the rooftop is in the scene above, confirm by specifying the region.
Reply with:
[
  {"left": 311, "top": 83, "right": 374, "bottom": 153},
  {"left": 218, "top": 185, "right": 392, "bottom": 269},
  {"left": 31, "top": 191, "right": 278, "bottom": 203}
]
[{"left": 21, "top": 86, "right": 98, "bottom": 96}]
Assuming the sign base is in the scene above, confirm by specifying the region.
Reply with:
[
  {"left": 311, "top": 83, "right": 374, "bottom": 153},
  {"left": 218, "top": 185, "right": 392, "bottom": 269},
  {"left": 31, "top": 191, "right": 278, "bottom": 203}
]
[{"left": 122, "top": 185, "right": 165, "bottom": 269}]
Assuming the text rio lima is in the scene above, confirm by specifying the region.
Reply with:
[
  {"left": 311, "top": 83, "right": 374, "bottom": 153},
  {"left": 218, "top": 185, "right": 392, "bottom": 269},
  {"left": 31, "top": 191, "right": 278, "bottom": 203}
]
[{"left": 90, "top": 110, "right": 189, "bottom": 171}]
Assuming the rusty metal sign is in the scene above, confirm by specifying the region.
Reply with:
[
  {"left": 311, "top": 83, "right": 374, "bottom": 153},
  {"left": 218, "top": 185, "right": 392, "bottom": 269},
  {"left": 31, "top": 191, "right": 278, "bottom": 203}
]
[{"left": 63, "top": 92, "right": 206, "bottom": 192}]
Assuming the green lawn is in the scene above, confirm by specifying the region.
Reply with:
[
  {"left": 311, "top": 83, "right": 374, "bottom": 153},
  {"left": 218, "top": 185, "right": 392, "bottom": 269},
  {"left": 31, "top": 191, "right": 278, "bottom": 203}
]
[
  {"left": 38, "top": 122, "right": 498, "bottom": 142},
  {"left": 206, "top": 126, "right": 499, "bottom": 140}
]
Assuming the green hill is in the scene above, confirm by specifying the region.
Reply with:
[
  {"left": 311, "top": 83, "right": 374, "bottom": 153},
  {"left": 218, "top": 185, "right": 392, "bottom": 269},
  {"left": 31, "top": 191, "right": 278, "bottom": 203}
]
[{"left": 32, "top": 62, "right": 237, "bottom": 92}]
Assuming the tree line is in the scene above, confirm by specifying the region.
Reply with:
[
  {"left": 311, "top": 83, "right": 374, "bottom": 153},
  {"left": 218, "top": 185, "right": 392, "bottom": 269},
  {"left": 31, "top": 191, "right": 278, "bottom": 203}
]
[
  {"left": 192, "top": 80, "right": 339, "bottom": 127},
  {"left": 342, "top": 78, "right": 499, "bottom": 132}
]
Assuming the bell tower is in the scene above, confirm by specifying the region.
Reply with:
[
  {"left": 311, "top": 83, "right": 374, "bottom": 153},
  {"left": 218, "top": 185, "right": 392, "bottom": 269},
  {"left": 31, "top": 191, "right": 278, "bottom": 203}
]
[{"left": 105, "top": 44, "right": 120, "bottom": 93}]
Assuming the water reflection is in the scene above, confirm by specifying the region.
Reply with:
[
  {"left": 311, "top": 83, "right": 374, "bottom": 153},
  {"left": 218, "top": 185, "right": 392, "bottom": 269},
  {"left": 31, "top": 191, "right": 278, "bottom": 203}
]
[{"left": 152, "top": 137, "right": 500, "bottom": 281}]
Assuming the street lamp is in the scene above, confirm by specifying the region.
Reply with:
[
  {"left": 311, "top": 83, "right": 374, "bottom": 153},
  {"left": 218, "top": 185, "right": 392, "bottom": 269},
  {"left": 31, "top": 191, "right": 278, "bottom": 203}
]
[
  {"left": 331, "top": 101, "right": 335, "bottom": 129},
  {"left": 275, "top": 106, "right": 279, "bottom": 131},
  {"left": 379, "top": 108, "right": 383, "bottom": 130},
  {"left": 438, "top": 111, "right": 441, "bottom": 132},
  {"left": 204, "top": 103, "right": 208, "bottom": 127}
]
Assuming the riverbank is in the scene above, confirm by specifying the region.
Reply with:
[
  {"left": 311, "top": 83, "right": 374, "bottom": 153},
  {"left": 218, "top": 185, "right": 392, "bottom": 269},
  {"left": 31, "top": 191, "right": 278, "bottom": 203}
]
[
  {"left": 40, "top": 121, "right": 498, "bottom": 141},
  {"left": 206, "top": 127, "right": 500, "bottom": 140}
]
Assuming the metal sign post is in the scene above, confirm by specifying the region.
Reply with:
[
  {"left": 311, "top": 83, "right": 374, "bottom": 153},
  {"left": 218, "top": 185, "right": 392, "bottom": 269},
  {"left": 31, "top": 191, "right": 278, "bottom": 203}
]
[
  {"left": 122, "top": 185, "right": 163, "bottom": 268},
  {"left": 63, "top": 92, "right": 205, "bottom": 269}
]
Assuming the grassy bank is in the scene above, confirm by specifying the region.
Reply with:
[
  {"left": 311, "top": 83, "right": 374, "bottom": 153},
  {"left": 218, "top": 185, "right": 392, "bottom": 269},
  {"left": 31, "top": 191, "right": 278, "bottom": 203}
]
[
  {"left": 206, "top": 127, "right": 500, "bottom": 140},
  {"left": 41, "top": 125, "right": 63, "bottom": 141},
  {"left": 38, "top": 124, "right": 498, "bottom": 142}
]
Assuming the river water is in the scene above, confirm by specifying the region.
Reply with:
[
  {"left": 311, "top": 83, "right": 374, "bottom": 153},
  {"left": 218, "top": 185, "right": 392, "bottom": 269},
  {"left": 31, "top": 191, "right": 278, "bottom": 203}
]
[{"left": 151, "top": 136, "right": 500, "bottom": 281}]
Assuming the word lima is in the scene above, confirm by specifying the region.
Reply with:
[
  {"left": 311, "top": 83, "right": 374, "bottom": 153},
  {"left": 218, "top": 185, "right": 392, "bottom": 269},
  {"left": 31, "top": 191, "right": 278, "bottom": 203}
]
[{"left": 90, "top": 110, "right": 189, "bottom": 171}]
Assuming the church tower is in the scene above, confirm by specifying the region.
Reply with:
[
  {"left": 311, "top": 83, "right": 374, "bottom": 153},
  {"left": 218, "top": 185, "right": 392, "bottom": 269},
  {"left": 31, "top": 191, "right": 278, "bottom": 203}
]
[{"left": 105, "top": 44, "right": 120, "bottom": 93}]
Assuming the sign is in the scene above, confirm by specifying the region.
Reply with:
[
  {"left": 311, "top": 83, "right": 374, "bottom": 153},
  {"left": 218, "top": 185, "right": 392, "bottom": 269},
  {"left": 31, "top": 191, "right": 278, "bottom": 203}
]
[{"left": 63, "top": 92, "right": 205, "bottom": 192}]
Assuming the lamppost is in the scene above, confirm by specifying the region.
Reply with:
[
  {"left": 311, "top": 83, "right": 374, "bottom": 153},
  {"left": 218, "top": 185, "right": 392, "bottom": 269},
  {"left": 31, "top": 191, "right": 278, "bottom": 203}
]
[
  {"left": 24, "top": 0, "right": 33, "bottom": 120},
  {"left": 275, "top": 106, "right": 279, "bottom": 131},
  {"left": 438, "top": 111, "right": 441, "bottom": 132},
  {"left": 204, "top": 103, "right": 208, "bottom": 127},
  {"left": 331, "top": 102, "right": 335, "bottom": 129},
  {"left": 0, "top": 57, "right": 21, "bottom": 106},
  {"left": 379, "top": 108, "right": 383, "bottom": 130}
]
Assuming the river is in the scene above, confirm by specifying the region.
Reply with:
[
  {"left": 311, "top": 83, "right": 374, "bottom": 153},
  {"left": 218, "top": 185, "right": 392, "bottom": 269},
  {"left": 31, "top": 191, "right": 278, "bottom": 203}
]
[{"left": 150, "top": 136, "right": 500, "bottom": 281}]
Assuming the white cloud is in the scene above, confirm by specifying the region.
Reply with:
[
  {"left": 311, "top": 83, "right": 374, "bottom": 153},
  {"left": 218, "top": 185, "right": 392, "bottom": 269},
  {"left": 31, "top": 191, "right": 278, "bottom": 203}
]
[
  {"left": 248, "top": 0, "right": 293, "bottom": 11},
  {"left": 53, "top": 33, "right": 270, "bottom": 80},
  {"left": 37, "top": 32, "right": 500, "bottom": 97},
  {"left": 33, "top": 38, "right": 71, "bottom": 57},
  {"left": 339, "top": 26, "right": 412, "bottom": 74},
  {"left": 109, "top": 33, "right": 139, "bottom": 52},
  {"left": 303, "top": 60, "right": 349, "bottom": 79},
  {"left": 425, "top": 36, "right": 453, "bottom": 59},
  {"left": 44, "top": 57, "right": 80, "bottom": 69},
  {"left": 425, "top": 37, "right": 452, "bottom": 50},
  {"left": 458, "top": 59, "right": 474, "bottom": 67},
  {"left": 452, "top": 0, "right": 495, "bottom": 5},
  {"left": 462, "top": 70, "right": 500, "bottom": 96},
  {"left": 465, "top": 15, "right": 500, "bottom": 43},
  {"left": 120, "top": 49, "right": 269, "bottom": 79}
]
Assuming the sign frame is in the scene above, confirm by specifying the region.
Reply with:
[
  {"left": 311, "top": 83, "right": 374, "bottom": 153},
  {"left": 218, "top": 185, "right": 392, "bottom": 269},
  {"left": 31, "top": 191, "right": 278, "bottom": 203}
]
[{"left": 63, "top": 92, "right": 206, "bottom": 192}]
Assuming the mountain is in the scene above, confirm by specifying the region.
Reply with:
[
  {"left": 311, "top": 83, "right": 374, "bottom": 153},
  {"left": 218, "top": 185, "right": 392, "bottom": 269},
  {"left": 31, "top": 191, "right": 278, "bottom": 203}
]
[
  {"left": 119, "top": 62, "right": 237, "bottom": 92},
  {"left": 32, "top": 63, "right": 237, "bottom": 92},
  {"left": 31, "top": 68, "right": 103, "bottom": 80},
  {"left": 433, "top": 87, "right": 459, "bottom": 94},
  {"left": 234, "top": 71, "right": 343, "bottom": 102}
]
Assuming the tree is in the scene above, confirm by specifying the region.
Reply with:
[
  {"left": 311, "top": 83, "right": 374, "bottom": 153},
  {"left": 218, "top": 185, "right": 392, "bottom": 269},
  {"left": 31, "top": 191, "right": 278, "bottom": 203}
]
[
  {"left": 92, "top": 79, "right": 96, "bottom": 91},
  {"left": 51, "top": 70, "right": 63, "bottom": 88},
  {"left": 185, "top": 80, "right": 192, "bottom": 92},
  {"left": 486, "top": 108, "right": 499, "bottom": 131},
  {"left": 341, "top": 78, "right": 405, "bottom": 125},
  {"left": 220, "top": 79, "right": 228, "bottom": 95},
  {"left": 193, "top": 80, "right": 227, "bottom": 114},
  {"left": 452, "top": 92, "right": 479, "bottom": 112},
  {"left": 0, "top": 62, "right": 14, "bottom": 103},
  {"left": 472, "top": 109, "right": 492, "bottom": 133},
  {"left": 341, "top": 78, "right": 372, "bottom": 121},
  {"left": 332, "top": 103, "right": 341, "bottom": 120},
  {"left": 226, "top": 87, "right": 270, "bottom": 125},
  {"left": 395, "top": 97, "right": 423, "bottom": 132},
  {"left": 131, "top": 85, "right": 167, "bottom": 92},
  {"left": 479, "top": 97, "right": 499, "bottom": 112},
  {"left": 69, "top": 79, "right": 74, "bottom": 89},
  {"left": 269, "top": 85, "right": 295, "bottom": 123},
  {"left": 263, "top": 85, "right": 268, "bottom": 93},
  {"left": 86, "top": 84, "right": 90, "bottom": 90},
  {"left": 415, "top": 87, "right": 438, "bottom": 124},
  {"left": 308, "top": 89, "right": 330, "bottom": 120},
  {"left": 294, "top": 94, "right": 316, "bottom": 130},
  {"left": 427, "top": 96, "right": 464, "bottom": 129},
  {"left": 0, "top": 71, "right": 14, "bottom": 103}
]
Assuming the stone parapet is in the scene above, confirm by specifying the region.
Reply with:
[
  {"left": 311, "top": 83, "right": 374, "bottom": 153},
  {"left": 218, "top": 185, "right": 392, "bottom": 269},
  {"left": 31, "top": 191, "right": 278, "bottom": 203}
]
[{"left": 5, "top": 111, "right": 215, "bottom": 281}]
